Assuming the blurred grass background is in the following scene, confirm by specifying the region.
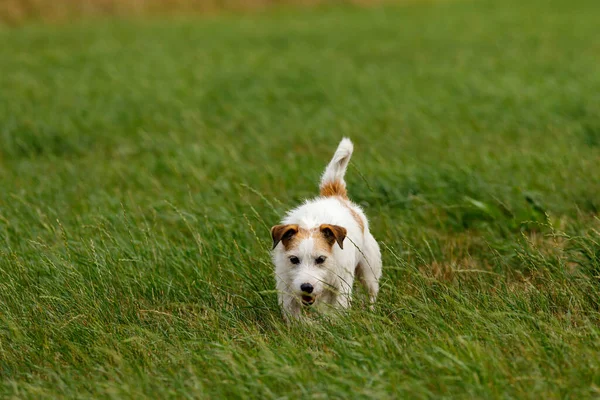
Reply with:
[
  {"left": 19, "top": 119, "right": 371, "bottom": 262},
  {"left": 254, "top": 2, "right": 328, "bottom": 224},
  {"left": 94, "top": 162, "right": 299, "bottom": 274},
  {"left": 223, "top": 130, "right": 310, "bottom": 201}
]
[
  {"left": 0, "top": 0, "right": 420, "bottom": 24},
  {"left": 2, "top": 0, "right": 600, "bottom": 397}
]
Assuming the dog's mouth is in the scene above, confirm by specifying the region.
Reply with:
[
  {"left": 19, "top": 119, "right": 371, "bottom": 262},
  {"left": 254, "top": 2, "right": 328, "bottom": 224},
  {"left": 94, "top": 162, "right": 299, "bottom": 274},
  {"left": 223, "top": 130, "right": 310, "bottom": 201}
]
[{"left": 301, "top": 295, "right": 315, "bottom": 306}]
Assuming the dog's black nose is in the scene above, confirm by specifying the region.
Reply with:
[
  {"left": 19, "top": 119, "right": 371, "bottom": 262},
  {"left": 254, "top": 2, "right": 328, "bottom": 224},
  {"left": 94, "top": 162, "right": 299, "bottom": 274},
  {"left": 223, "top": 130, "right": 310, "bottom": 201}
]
[{"left": 300, "top": 283, "right": 313, "bottom": 294}]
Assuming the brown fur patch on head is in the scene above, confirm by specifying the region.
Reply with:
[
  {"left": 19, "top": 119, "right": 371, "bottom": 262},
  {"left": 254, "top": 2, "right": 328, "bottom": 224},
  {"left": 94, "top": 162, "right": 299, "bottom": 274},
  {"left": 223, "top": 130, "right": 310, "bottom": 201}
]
[
  {"left": 272, "top": 224, "right": 347, "bottom": 253},
  {"left": 319, "top": 224, "right": 347, "bottom": 249},
  {"left": 320, "top": 180, "right": 348, "bottom": 199},
  {"left": 310, "top": 232, "right": 335, "bottom": 254},
  {"left": 285, "top": 228, "right": 311, "bottom": 250},
  {"left": 271, "top": 224, "right": 313, "bottom": 250},
  {"left": 271, "top": 224, "right": 299, "bottom": 249}
]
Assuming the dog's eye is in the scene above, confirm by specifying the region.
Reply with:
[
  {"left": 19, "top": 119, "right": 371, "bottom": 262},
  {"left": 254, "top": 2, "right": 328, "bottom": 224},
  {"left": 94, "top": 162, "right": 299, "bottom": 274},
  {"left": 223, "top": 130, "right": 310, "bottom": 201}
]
[
  {"left": 315, "top": 256, "right": 327, "bottom": 265},
  {"left": 289, "top": 256, "right": 300, "bottom": 265}
]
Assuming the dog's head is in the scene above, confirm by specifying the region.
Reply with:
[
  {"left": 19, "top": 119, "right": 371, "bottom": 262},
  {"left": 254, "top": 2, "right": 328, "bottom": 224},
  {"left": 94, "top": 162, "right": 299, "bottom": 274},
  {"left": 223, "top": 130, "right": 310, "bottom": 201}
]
[{"left": 271, "top": 223, "right": 346, "bottom": 306}]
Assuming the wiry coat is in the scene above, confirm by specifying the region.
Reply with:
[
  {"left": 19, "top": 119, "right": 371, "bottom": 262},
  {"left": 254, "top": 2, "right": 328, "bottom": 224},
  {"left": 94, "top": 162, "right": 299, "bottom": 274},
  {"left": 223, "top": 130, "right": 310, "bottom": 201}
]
[{"left": 271, "top": 138, "right": 382, "bottom": 320}]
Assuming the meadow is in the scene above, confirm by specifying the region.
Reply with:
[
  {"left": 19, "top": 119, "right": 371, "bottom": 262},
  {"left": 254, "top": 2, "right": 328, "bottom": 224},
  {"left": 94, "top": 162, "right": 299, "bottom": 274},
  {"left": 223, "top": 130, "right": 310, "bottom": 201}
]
[{"left": 1, "top": 0, "right": 600, "bottom": 397}]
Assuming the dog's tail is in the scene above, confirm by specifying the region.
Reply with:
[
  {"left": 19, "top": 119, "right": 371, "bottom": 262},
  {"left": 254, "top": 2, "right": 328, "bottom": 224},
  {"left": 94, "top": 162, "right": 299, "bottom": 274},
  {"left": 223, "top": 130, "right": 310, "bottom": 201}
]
[{"left": 319, "top": 138, "right": 354, "bottom": 199}]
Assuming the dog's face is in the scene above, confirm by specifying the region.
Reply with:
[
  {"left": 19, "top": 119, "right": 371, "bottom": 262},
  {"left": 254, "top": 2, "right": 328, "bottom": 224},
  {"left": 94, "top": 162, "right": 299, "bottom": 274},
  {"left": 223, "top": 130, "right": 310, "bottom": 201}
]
[{"left": 271, "top": 224, "right": 346, "bottom": 306}]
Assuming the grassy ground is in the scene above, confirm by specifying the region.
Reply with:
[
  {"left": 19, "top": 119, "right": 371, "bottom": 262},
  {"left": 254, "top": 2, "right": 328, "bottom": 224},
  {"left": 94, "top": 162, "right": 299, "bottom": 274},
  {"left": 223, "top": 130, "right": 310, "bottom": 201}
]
[
  {"left": 0, "top": 0, "right": 397, "bottom": 25},
  {"left": 1, "top": 0, "right": 600, "bottom": 397}
]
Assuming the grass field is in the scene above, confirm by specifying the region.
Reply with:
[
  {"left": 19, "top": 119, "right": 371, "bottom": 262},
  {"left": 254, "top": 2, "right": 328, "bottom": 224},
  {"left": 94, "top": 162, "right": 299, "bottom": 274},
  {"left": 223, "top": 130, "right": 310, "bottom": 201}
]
[
  {"left": 1, "top": 0, "right": 600, "bottom": 397},
  {"left": 0, "top": 0, "right": 392, "bottom": 25}
]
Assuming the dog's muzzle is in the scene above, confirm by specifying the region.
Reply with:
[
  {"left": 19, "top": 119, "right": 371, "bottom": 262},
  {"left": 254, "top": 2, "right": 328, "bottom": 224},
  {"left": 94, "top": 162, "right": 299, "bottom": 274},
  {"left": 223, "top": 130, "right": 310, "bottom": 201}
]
[
  {"left": 301, "top": 294, "right": 315, "bottom": 306},
  {"left": 300, "top": 283, "right": 315, "bottom": 306}
]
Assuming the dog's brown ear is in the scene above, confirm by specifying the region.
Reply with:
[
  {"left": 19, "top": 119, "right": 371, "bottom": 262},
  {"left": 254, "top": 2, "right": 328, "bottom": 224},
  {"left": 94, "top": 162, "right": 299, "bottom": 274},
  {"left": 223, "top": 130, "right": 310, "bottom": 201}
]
[
  {"left": 319, "top": 224, "right": 347, "bottom": 249},
  {"left": 271, "top": 224, "right": 299, "bottom": 249}
]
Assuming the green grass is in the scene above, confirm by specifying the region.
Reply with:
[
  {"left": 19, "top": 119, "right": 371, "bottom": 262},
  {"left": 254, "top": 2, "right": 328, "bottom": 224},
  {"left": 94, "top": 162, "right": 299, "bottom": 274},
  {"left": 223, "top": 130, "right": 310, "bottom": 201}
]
[{"left": 2, "top": 0, "right": 600, "bottom": 397}]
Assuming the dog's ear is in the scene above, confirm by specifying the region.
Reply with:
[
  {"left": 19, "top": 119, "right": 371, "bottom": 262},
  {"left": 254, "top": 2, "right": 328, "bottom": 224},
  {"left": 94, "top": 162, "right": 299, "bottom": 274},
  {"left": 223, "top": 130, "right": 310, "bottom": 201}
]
[
  {"left": 319, "top": 224, "right": 347, "bottom": 249},
  {"left": 271, "top": 224, "right": 299, "bottom": 249}
]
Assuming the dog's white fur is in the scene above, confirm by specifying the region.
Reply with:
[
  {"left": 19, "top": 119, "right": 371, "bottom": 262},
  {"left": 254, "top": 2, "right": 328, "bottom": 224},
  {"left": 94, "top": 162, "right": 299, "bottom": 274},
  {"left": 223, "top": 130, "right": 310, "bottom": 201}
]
[{"left": 270, "top": 138, "right": 382, "bottom": 320}]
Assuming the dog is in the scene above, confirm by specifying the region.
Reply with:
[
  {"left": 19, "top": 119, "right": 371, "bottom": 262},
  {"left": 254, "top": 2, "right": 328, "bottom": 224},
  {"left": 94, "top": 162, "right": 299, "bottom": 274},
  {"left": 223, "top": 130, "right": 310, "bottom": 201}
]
[{"left": 270, "top": 138, "right": 382, "bottom": 320}]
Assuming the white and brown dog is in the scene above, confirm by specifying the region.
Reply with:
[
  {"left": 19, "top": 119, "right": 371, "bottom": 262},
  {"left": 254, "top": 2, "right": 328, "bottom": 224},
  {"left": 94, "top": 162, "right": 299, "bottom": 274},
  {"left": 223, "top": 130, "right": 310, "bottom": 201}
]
[{"left": 270, "top": 138, "right": 382, "bottom": 320}]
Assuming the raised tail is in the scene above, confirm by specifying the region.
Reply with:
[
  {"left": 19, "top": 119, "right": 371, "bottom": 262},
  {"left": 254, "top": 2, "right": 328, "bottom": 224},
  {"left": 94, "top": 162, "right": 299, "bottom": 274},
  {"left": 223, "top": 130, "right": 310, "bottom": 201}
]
[{"left": 319, "top": 138, "right": 354, "bottom": 199}]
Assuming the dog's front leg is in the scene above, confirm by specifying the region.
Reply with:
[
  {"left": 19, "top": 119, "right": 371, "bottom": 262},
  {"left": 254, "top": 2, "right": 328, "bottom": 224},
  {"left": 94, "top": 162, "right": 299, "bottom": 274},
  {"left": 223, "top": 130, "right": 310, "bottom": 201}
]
[
  {"left": 279, "top": 293, "right": 301, "bottom": 321},
  {"left": 335, "top": 269, "right": 355, "bottom": 309}
]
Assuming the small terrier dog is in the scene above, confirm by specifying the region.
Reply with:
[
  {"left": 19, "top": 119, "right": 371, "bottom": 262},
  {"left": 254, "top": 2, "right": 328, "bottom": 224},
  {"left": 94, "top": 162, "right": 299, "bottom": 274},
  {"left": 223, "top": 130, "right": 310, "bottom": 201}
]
[{"left": 271, "top": 138, "right": 382, "bottom": 320}]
